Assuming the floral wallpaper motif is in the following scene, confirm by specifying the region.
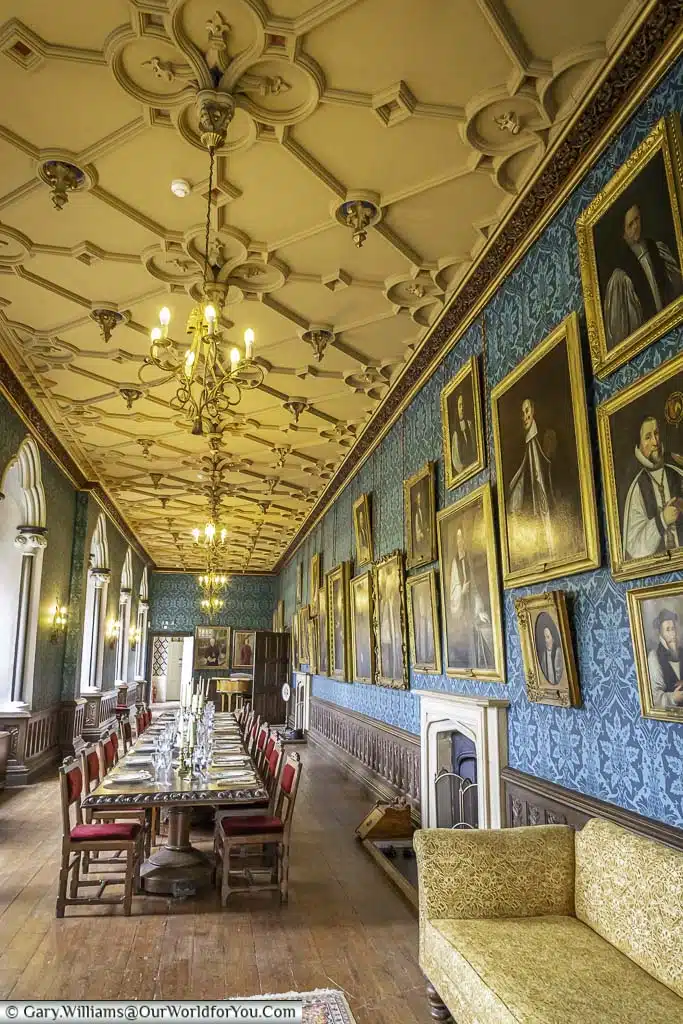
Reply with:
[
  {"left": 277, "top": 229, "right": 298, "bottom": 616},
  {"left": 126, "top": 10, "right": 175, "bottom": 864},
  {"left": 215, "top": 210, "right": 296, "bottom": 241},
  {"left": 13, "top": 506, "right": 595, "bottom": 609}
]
[
  {"left": 149, "top": 572, "right": 277, "bottom": 633},
  {"left": 279, "top": 58, "right": 683, "bottom": 829}
]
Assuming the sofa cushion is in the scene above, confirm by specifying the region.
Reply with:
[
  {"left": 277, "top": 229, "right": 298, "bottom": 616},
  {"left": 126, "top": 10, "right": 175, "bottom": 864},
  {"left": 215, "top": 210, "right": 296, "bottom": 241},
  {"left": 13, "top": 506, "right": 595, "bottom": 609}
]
[
  {"left": 575, "top": 818, "right": 683, "bottom": 998},
  {"left": 422, "top": 915, "right": 683, "bottom": 1024}
]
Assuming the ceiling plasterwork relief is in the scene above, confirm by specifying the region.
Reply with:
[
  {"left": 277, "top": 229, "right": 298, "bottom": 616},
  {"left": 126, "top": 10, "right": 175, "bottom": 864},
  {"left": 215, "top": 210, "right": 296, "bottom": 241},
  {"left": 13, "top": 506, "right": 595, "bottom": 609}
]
[{"left": 0, "top": 0, "right": 646, "bottom": 570}]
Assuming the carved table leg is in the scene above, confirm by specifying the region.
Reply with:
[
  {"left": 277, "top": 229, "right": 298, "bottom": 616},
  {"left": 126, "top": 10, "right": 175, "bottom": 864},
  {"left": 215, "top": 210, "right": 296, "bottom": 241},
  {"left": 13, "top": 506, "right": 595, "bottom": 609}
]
[{"left": 426, "top": 981, "right": 453, "bottom": 1022}]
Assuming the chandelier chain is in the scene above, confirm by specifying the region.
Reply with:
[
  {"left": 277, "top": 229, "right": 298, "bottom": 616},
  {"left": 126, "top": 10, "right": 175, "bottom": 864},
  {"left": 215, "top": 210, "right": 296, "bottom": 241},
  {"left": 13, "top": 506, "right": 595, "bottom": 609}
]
[{"left": 203, "top": 146, "right": 216, "bottom": 289}]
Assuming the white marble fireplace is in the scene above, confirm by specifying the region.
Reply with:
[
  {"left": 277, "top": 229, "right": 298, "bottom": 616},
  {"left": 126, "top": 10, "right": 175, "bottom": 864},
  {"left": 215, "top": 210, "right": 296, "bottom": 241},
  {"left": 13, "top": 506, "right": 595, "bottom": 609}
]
[{"left": 418, "top": 691, "right": 509, "bottom": 829}]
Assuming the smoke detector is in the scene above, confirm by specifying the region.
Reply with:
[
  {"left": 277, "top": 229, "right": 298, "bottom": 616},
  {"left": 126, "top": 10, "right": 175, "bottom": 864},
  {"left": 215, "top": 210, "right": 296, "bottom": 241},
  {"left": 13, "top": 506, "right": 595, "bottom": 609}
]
[{"left": 170, "top": 179, "right": 191, "bottom": 198}]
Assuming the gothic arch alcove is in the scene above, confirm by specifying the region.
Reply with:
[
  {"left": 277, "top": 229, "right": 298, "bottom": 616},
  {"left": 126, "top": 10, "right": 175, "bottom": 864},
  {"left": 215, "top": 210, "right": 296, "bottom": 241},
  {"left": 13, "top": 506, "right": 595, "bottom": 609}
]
[
  {"left": 79, "top": 512, "right": 110, "bottom": 693},
  {"left": 0, "top": 436, "right": 47, "bottom": 710}
]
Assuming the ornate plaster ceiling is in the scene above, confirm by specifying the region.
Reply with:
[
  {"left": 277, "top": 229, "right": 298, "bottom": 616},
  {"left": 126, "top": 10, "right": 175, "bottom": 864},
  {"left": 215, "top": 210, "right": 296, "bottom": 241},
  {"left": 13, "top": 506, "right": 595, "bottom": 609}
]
[{"left": 0, "top": 0, "right": 647, "bottom": 571}]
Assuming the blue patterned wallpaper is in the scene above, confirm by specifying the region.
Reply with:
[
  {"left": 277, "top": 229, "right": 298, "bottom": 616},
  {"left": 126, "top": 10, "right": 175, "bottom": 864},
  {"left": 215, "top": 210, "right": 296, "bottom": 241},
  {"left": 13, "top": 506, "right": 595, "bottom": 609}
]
[
  {"left": 149, "top": 572, "right": 277, "bottom": 634},
  {"left": 279, "top": 57, "right": 683, "bottom": 828}
]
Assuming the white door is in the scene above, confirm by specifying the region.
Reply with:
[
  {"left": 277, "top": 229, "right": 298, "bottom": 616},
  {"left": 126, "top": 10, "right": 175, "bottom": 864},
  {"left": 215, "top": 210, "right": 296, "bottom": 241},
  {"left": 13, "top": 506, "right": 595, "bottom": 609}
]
[{"left": 165, "top": 638, "right": 185, "bottom": 701}]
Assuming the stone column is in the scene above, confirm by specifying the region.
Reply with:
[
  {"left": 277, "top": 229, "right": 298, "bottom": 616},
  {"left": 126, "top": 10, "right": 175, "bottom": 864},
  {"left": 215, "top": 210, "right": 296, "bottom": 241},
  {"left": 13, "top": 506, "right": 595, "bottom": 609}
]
[{"left": 11, "top": 526, "right": 47, "bottom": 706}]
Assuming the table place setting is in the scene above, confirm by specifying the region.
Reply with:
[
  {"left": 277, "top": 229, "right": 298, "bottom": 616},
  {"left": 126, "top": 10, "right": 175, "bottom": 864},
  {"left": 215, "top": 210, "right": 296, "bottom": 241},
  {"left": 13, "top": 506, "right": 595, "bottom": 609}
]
[{"left": 105, "top": 769, "right": 153, "bottom": 785}]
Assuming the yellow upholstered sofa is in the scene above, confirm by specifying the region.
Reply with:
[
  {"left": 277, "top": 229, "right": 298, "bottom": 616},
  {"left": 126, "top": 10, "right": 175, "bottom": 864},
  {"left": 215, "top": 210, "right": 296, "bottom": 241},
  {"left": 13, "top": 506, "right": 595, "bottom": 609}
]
[{"left": 413, "top": 818, "right": 683, "bottom": 1024}]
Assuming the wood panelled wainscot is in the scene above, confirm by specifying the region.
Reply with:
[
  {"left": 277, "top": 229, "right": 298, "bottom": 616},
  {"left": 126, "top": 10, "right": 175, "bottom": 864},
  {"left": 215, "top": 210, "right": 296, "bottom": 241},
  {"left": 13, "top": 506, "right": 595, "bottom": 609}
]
[
  {"left": 502, "top": 767, "right": 683, "bottom": 852},
  {"left": 309, "top": 698, "right": 420, "bottom": 817}
]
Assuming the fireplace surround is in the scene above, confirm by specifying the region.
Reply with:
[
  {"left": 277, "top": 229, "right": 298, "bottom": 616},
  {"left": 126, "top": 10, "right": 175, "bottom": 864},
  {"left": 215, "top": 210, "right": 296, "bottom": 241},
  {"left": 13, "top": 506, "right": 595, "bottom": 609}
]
[{"left": 418, "top": 691, "right": 509, "bottom": 829}]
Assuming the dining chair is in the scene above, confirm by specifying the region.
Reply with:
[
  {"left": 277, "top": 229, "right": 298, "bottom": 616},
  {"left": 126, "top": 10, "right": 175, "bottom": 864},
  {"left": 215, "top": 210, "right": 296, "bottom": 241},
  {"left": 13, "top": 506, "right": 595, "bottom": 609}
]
[
  {"left": 119, "top": 715, "right": 133, "bottom": 754},
  {"left": 56, "top": 757, "right": 144, "bottom": 918},
  {"left": 82, "top": 743, "right": 150, "bottom": 856},
  {"left": 215, "top": 750, "right": 302, "bottom": 906},
  {"left": 246, "top": 715, "right": 261, "bottom": 758},
  {"left": 254, "top": 723, "right": 270, "bottom": 775}
]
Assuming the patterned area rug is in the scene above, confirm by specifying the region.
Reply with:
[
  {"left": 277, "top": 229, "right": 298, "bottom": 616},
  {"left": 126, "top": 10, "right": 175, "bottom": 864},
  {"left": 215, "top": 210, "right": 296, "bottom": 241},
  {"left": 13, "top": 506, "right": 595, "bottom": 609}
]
[{"left": 241, "top": 990, "right": 356, "bottom": 1024}]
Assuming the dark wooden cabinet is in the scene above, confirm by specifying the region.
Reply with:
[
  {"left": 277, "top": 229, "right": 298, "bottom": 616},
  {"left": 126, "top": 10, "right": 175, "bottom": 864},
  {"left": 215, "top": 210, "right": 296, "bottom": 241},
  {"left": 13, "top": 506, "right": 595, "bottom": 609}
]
[{"left": 250, "top": 631, "right": 290, "bottom": 724}]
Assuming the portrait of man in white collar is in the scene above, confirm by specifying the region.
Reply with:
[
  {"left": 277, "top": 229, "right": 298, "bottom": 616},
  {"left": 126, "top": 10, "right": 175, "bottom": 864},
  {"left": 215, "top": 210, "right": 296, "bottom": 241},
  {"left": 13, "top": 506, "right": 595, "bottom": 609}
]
[
  {"left": 623, "top": 414, "right": 683, "bottom": 560},
  {"left": 603, "top": 202, "right": 683, "bottom": 350}
]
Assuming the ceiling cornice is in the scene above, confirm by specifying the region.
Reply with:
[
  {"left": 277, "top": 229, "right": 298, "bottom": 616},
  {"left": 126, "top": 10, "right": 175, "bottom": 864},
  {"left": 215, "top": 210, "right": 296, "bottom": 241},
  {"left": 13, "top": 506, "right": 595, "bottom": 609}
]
[
  {"left": 275, "top": 0, "right": 683, "bottom": 573},
  {"left": 0, "top": 347, "right": 154, "bottom": 566},
  {"left": 152, "top": 566, "right": 277, "bottom": 576}
]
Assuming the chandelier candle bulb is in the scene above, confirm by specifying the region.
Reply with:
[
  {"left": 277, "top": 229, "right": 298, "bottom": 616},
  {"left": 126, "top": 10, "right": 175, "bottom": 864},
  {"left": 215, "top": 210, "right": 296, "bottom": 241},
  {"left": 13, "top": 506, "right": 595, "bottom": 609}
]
[
  {"left": 230, "top": 347, "right": 240, "bottom": 368},
  {"left": 244, "top": 327, "right": 254, "bottom": 360}
]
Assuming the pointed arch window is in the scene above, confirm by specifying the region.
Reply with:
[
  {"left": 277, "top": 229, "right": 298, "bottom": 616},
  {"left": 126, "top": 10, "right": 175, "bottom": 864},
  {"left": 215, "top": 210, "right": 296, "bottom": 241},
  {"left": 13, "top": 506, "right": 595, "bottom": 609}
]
[
  {"left": 134, "top": 567, "right": 149, "bottom": 681},
  {"left": 115, "top": 548, "right": 133, "bottom": 683},
  {"left": 0, "top": 437, "right": 47, "bottom": 709},
  {"left": 80, "top": 514, "right": 109, "bottom": 692}
]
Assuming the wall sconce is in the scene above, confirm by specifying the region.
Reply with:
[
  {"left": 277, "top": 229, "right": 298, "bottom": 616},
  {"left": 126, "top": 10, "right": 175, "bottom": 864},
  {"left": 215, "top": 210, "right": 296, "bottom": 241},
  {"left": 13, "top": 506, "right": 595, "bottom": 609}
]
[
  {"left": 106, "top": 619, "right": 121, "bottom": 649},
  {"left": 50, "top": 601, "right": 68, "bottom": 644},
  {"left": 129, "top": 626, "right": 141, "bottom": 650}
]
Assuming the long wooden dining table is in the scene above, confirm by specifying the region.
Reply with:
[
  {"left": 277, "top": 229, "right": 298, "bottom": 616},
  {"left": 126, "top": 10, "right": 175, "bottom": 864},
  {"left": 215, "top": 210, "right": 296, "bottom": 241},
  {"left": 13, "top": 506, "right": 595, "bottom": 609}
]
[{"left": 82, "top": 712, "right": 269, "bottom": 896}]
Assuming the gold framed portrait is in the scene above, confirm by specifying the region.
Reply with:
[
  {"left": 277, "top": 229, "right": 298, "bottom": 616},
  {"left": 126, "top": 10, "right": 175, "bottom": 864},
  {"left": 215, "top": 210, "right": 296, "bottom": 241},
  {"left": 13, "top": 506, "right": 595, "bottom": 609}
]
[
  {"left": 277, "top": 599, "right": 285, "bottom": 633},
  {"left": 310, "top": 552, "right": 322, "bottom": 611},
  {"left": 440, "top": 355, "right": 486, "bottom": 490},
  {"left": 372, "top": 551, "right": 408, "bottom": 689},
  {"left": 327, "top": 562, "right": 351, "bottom": 682},
  {"left": 577, "top": 114, "right": 683, "bottom": 379},
  {"left": 193, "top": 625, "right": 230, "bottom": 670},
  {"left": 317, "top": 574, "right": 329, "bottom": 676},
  {"left": 436, "top": 483, "right": 505, "bottom": 682},
  {"left": 307, "top": 614, "right": 319, "bottom": 675},
  {"left": 404, "top": 462, "right": 437, "bottom": 569},
  {"left": 232, "top": 629, "right": 255, "bottom": 670},
  {"left": 597, "top": 349, "right": 683, "bottom": 582},
  {"left": 490, "top": 312, "right": 600, "bottom": 588},
  {"left": 350, "top": 571, "right": 375, "bottom": 684},
  {"left": 296, "top": 561, "right": 304, "bottom": 604},
  {"left": 514, "top": 591, "right": 580, "bottom": 707},
  {"left": 627, "top": 580, "right": 683, "bottom": 723},
  {"left": 406, "top": 570, "right": 441, "bottom": 675},
  {"left": 353, "top": 493, "right": 374, "bottom": 566},
  {"left": 297, "top": 605, "right": 311, "bottom": 667}
]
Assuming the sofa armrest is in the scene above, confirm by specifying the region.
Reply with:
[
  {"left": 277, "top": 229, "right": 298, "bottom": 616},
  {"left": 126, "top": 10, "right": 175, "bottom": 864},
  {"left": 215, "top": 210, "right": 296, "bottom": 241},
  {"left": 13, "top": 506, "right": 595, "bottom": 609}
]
[{"left": 414, "top": 825, "right": 575, "bottom": 922}]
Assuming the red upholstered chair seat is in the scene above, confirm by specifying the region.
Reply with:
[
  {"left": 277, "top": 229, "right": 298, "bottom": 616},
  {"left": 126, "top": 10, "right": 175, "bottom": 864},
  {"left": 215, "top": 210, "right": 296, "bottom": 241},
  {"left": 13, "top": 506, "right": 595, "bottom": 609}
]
[
  {"left": 220, "top": 815, "right": 283, "bottom": 836},
  {"left": 70, "top": 822, "right": 141, "bottom": 842}
]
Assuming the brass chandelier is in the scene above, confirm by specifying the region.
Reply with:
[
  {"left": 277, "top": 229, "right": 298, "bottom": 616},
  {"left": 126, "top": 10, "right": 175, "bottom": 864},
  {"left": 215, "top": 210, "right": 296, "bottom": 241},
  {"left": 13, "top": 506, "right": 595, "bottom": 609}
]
[
  {"left": 193, "top": 435, "right": 231, "bottom": 616},
  {"left": 142, "top": 90, "right": 264, "bottom": 436}
]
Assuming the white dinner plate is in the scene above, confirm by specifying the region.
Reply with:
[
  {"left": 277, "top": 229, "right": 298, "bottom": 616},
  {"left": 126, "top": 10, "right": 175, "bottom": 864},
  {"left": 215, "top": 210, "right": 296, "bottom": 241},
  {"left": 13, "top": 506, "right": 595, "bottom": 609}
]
[{"left": 105, "top": 770, "right": 152, "bottom": 784}]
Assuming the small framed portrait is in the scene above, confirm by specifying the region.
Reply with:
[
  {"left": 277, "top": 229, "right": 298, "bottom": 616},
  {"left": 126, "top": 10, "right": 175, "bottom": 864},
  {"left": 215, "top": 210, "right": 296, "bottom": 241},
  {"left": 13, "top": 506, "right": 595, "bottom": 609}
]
[
  {"left": 297, "top": 605, "right": 311, "bottom": 667},
  {"left": 350, "top": 571, "right": 375, "bottom": 684},
  {"left": 307, "top": 614, "right": 319, "bottom": 675},
  {"left": 372, "top": 551, "right": 408, "bottom": 689},
  {"left": 290, "top": 613, "right": 298, "bottom": 670},
  {"left": 296, "top": 561, "right": 304, "bottom": 604},
  {"left": 490, "top": 312, "right": 600, "bottom": 588},
  {"left": 327, "top": 562, "right": 351, "bottom": 681},
  {"left": 436, "top": 483, "right": 505, "bottom": 682},
  {"left": 514, "top": 591, "right": 580, "bottom": 707},
  {"left": 232, "top": 629, "right": 255, "bottom": 670},
  {"left": 353, "top": 493, "right": 374, "bottom": 566},
  {"left": 310, "top": 553, "right": 322, "bottom": 611},
  {"left": 627, "top": 581, "right": 683, "bottom": 722},
  {"left": 597, "top": 349, "right": 683, "bottom": 582},
  {"left": 404, "top": 462, "right": 437, "bottom": 569},
  {"left": 317, "top": 575, "right": 329, "bottom": 676},
  {"left": 193, "top": 625, "right": 230, "bottom": 670},
  {"left": 406, "top": 570, "right": 441, "bottom": 675},
  {"left": 440, "top": 356, "right": 486, "bottom": 490},
  {"left": 577, "top": 114, "right": 683, "bottom": 379}
]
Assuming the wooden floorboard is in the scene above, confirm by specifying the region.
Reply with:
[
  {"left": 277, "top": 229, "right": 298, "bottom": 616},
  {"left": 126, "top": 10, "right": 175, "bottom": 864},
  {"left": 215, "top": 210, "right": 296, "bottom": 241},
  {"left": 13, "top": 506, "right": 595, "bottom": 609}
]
[{"left": 0, "top": 744, "right": 428, "bottom": 1023}]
